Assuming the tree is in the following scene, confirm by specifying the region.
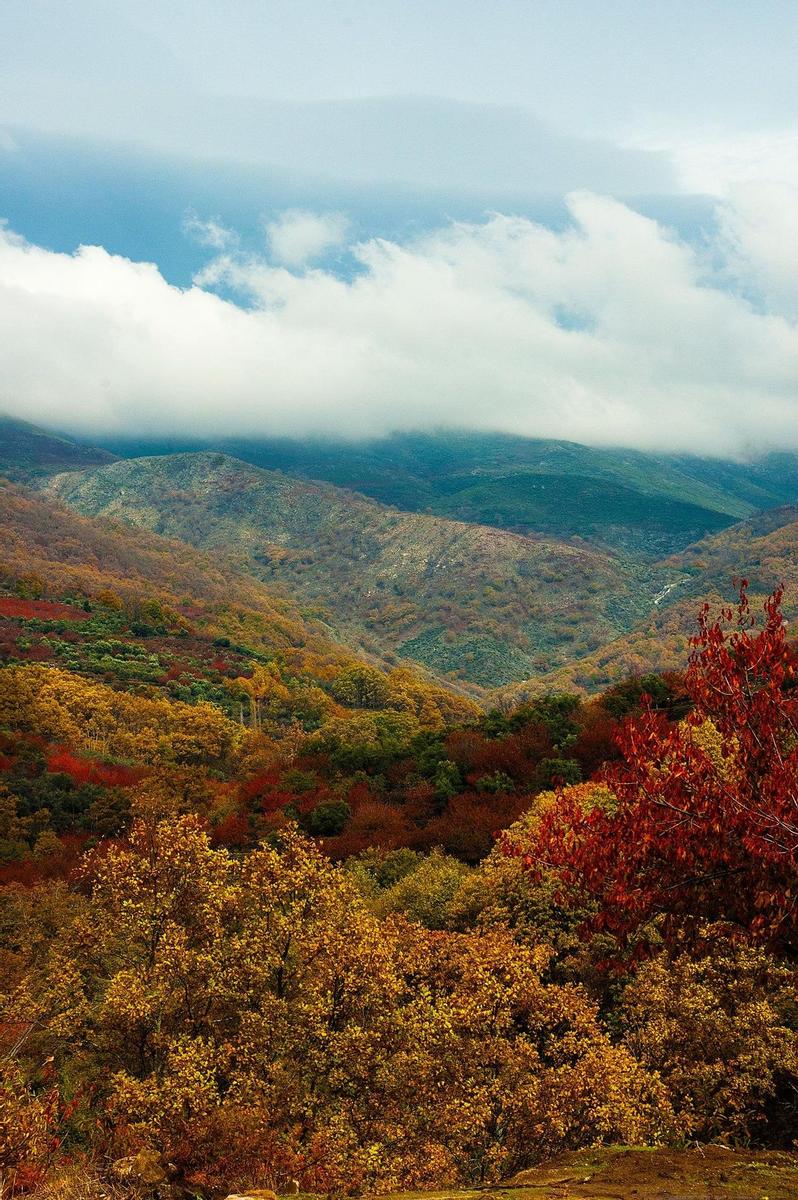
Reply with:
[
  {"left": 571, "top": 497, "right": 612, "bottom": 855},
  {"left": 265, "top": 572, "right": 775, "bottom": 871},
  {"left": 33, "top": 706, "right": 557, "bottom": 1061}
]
[
  {"left": 621, "top": 937, "right": 798, "bottom": 1145},
  {"left": 12, "top": 819, "right": 667, "bottom": 1193},
  {"left": 515, "top": 586, "right": 798, "bottom": 954},
  {"left": 14, "top": 575, "right": 45, "bottom": 601},
  {"left": 305, "top": 798, "right": 351, "bottom": 837},
  {"left": 331, "top": 665, "right": 391, "bottom": 710},
  {"left": 230, "top": 664, "right": 290, "bottom": 732}
]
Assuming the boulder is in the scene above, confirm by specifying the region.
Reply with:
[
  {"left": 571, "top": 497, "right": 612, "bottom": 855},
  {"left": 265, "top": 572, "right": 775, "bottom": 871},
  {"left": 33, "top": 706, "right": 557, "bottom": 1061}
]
[
  {"left": 224, "top": 1191, "right": 279, "bottom": 1200},
  {"left": 112, "top": 1148, "right": 169, "bottom": 1188}
]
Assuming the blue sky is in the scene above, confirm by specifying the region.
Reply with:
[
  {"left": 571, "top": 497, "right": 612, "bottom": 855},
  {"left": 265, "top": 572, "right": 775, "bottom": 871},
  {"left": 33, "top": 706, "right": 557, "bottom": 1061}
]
[
  {"left": 3, "top": 0, "right": 797, "bottom": 272},
  {"left": 1, "top": 1, "right": 797, "bottom": 451}
]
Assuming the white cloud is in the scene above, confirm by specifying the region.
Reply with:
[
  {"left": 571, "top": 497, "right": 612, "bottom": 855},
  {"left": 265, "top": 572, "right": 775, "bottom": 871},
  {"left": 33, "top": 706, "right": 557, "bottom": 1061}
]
[
  {"left": 264, "top": 210, "right": 350, "bottom": 268},
  {"left": 718, "top": 183, "right": 798, "bottom": 322},
  {"left": 630, "top": 128, "right": 798, "bottom": 196},
  {"left": 181, "top": 209, "right": 238, "bottom": 251},
  {"left": 1, "top": 193, "right": 797, "bottom": 456}
]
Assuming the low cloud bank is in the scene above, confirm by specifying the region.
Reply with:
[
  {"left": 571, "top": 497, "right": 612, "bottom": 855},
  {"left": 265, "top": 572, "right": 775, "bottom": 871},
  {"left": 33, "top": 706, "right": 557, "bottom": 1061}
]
[{"left": 1, "top": 186, "right": 797, "bottom": 456}]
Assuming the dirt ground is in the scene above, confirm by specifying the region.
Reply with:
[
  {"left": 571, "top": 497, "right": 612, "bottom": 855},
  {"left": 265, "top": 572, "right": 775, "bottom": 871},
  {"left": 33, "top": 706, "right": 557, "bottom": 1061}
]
[{"left": 378, "top": 1145, "right": 798, "bottom": 1200}]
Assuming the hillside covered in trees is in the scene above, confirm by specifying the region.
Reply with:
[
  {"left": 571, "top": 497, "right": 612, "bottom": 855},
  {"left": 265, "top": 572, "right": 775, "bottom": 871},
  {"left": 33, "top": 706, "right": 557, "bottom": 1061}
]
[
  {"left": 5, "top": 416, "right": 798, "bottom": 694},
  {"left": 2, "top": 456, "right": 798, "bottom": 1195},
  {"left": 40, "top": 450, "right": 667, "bottom": 688},
  {"left": 1, "top": 424, "right": 798, "bottom": 1198},
  {"left": 95, "top": 428, "right": 798, "bottom": 556}
]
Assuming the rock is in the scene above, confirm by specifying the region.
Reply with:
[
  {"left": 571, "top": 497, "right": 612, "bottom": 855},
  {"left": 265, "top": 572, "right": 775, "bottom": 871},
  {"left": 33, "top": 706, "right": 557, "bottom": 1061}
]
[
  {"left": 224, "top": 1191, "right": 279, "bottom": 1200},
  {"left": 111, "top": 1149, "right": 169, "bottom": 1189}
]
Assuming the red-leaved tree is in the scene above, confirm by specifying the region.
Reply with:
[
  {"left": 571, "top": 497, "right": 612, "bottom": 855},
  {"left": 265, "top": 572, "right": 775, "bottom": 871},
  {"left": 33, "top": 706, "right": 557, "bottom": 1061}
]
[{"left": 511, "top": 585, "right": 798, "bottom": 955}]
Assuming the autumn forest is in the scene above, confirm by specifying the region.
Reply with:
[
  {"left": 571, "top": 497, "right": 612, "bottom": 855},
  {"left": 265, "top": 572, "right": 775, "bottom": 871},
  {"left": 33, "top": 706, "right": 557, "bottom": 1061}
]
[{"left": 0, "top": 415, "right": 795, "bottom": 1200}]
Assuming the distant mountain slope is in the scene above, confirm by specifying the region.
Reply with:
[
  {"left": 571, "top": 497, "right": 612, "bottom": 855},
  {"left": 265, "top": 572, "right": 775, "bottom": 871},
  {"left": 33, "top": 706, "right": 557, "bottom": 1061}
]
[
  {"left": 39, "top": 452, "right": 669, "bottom": 688},
  {"left": 96, "top": 429, "right": 798, "bottom": 557},
  {"left": 0, "top": 477, "right": 335, "bottom": 653},
  {"left": 0, "top": 414, "right": 116, "bottom": 479},
  {"left": 499, "top": 504, "right": 798, "bottom": 699},
  {"left": 0, "top": 479, "right": 477, "bottom": 724}
]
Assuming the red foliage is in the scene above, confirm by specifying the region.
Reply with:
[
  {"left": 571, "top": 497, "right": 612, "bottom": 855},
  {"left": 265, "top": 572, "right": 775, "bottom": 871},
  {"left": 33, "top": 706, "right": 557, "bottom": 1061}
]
[
  {"left": 19, "top": 645, "right": 55, "bottom": 662},
  {"left": 239, "top": 768, "right": 323, "bottom": 816},
  {"left": 322, "top": 799, "right": 411, "bottom": 858},
  {"left": 445, "top": 725, "right": 551, "bottom": 784},
  {"left": 45, "top": 749, "right": 141, "bottom": 788},
  {"left": 210, "top": 812, "right": 252, "bottom": 847},
  {"left": 0, "top": 597, "right": 89, "bottom": 621},
  {"left": 400, "top": 780, "right": 438, "bottom": 827},
  {"left": 515, "top": 585, "right": 798, "bottom": 954},
  {"left": 0, "top": 835, "right": 88, "bottom": 887},
  {"left": 239, "top": 769, "right": 282, "bottom": 802},
  {"left": 422, "top": 791, "right": 527, "bottom": 862},
  {"left": 571, "top": 705, "right": 622, "bottom": 777},
  {"left": 45, "top": 750, "right": 93, "bottom": 785}
]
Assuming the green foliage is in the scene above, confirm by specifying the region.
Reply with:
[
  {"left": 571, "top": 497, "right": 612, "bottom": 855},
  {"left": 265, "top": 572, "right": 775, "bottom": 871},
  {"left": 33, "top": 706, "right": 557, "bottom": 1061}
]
[
  {"left": 602, "top": 672, "right": 681, "bottom": 718},
  {"left": 534, "top": 756, "right": 582, "bottom": 790},
  {"left": 304, "top": 798, "right": 352, "bottom": 836},
  {"left": 331, "top": 664, "right": 392, "bottom": 709},
  {"left": 476, "top": 769, "right": 514, "bottom": 794},
  {"left": 14, "top": 575, "right": 45, "bottom": 600},
  {"left": 344, "top": 847, "right": 424, "bottom": 896},
  {"left": 433, "top": 759, "right": 462, "bottom": 800},
  {"left": 374, "top": 849, "right": 471, "bottom": 929}
]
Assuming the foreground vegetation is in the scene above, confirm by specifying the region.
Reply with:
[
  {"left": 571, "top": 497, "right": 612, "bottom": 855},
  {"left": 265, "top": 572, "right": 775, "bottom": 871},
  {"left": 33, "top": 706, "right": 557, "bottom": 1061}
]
[
  {"left": 1, "top": 461, "right": 796, "bottom": 1197},
  {"left": 2, "top": 575, "right": 796, "bottom": 1196}
]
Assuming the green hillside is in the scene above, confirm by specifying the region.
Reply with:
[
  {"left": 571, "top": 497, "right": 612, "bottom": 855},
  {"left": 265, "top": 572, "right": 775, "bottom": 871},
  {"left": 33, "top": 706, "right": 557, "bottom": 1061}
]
[
  {"left": 0, "top": 414, "right": 116, "bottom": 479},
  {"left": 39, "top": 451, "right": 668, "bottom": 689},
  {"left": 498, "top": 502, "right": 798, "bottom": 700},
  {"left": 96, "top": 428, "right": 798, "bottom": 557}
]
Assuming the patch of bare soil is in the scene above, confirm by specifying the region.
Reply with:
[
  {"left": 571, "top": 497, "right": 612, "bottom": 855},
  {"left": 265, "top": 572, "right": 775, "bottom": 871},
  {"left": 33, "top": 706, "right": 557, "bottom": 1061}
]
[{"left": 504, "top": 1144, "right": 798, "bottom": 1199}]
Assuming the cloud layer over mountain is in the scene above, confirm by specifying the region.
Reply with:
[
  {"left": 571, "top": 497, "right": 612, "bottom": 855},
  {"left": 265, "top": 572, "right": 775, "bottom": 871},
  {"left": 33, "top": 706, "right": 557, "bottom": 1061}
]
[{"left": 1, "top": 187, "right": 797, "bottom": 456}]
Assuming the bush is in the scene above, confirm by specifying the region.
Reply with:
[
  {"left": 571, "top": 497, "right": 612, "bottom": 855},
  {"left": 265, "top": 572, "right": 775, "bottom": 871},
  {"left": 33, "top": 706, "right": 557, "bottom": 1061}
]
[
  {"left": 374, "top": 850, "right": 470, "bottom": 929},
  {"left": 621, "top": 937, "right": 798, "bottom": 1145},
  {"left": 305, "top": 798, "right": 352, "bottom": 836}
]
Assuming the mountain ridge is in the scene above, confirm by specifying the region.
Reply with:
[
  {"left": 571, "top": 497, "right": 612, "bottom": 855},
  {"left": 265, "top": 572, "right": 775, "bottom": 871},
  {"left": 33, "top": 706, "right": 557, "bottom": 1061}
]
[
  {"left": 7, "top": 415, "right": 798, "bottom": 693},
  {"left": 0, "top": 414, "right": 116, "bottom": 479},
  {"left": 91, "top": 428, "right": 798, "bottom": 557}
]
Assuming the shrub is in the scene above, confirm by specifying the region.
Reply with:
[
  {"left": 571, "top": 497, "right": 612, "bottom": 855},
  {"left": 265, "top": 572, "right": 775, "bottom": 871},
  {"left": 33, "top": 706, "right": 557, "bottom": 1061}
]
[{"left": 621, "top": 937, "right": 798, "bottom": 1145}]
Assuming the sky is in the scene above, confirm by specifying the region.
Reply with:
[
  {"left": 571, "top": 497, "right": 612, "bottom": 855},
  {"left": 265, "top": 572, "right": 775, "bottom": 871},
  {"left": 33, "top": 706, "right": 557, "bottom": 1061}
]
[{"left": 1, "top": 1, "right": 797, "bottom": 454}]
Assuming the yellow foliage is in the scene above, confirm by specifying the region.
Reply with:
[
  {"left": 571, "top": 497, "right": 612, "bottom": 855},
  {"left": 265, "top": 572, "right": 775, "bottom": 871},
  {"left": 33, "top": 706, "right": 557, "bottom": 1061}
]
[
  {"left": 622, "top": 935, "right": 798, "bottom": 1142},
  {"left": 0, "top": 665, "right": 243, "bottom": 768},
  {"left": 13, "top": 820, "right": 668, "bottom": 1192}
]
